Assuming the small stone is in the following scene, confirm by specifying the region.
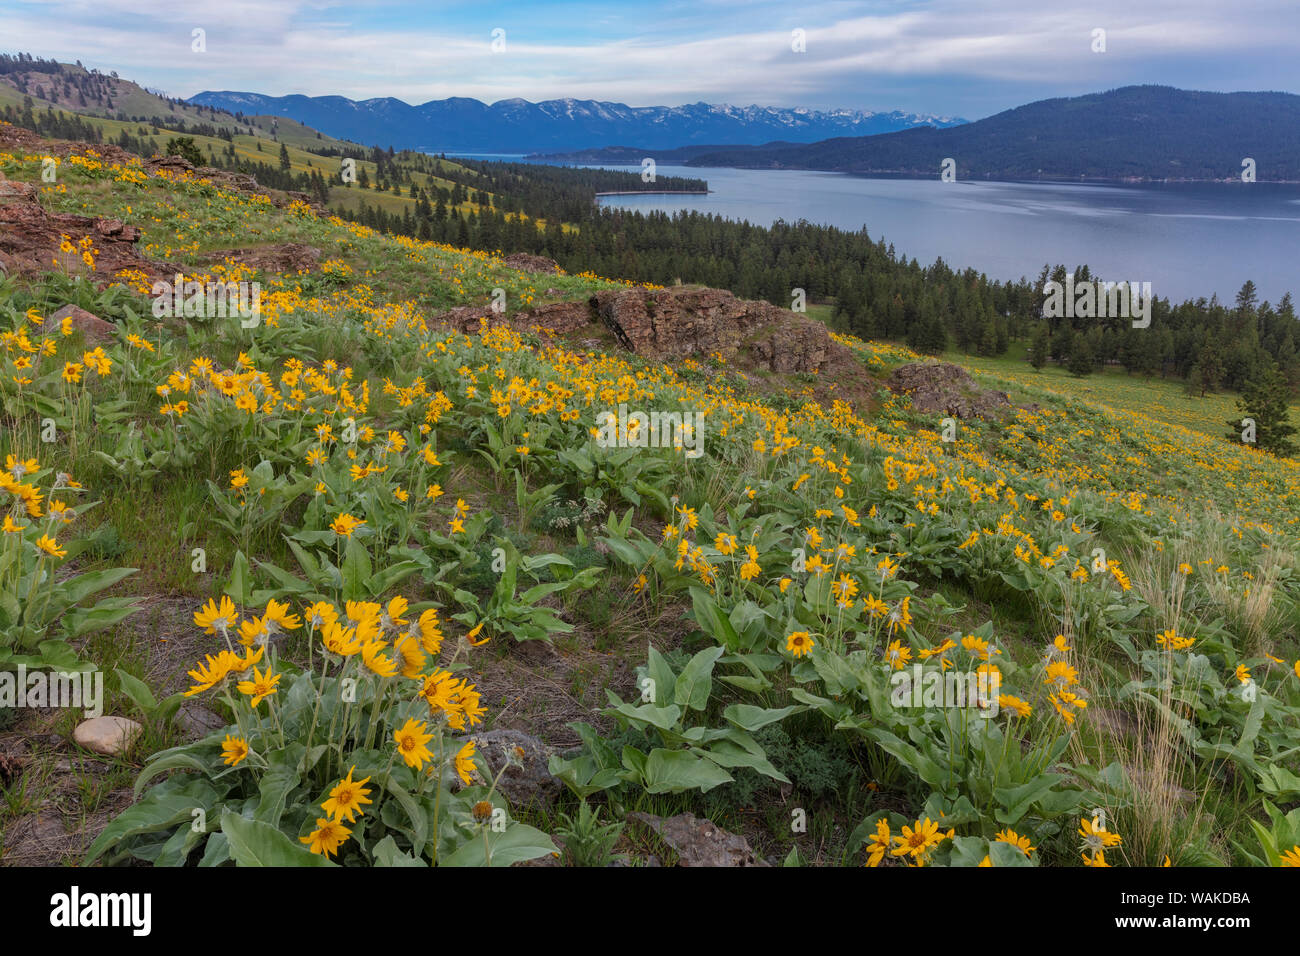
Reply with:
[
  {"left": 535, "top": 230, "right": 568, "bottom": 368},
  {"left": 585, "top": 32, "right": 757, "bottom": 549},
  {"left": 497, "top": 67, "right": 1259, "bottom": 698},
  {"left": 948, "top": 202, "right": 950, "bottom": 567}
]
[
  {"left": 176, "top": 703, "right": 226, "bottom": 740},
  {"left": 73, "top": 716, "right": 142, "bottom": 756}
]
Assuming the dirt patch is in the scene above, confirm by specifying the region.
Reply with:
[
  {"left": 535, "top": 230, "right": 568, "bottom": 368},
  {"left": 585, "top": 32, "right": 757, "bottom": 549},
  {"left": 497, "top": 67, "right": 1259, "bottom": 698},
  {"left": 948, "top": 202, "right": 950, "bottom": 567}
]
[{"left": 0, "top": 596, "right": 211, "bottom": 866}]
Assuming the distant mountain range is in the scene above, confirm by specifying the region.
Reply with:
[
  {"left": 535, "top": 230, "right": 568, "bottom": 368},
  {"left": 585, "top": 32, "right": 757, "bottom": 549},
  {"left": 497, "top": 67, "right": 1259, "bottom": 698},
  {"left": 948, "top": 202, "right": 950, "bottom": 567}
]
[
  {"left": 601, "top": 86, "right": 1300, "bottom": 182},
  {"left": 186, "top": 91, "right": 965, "bottom": 153}
]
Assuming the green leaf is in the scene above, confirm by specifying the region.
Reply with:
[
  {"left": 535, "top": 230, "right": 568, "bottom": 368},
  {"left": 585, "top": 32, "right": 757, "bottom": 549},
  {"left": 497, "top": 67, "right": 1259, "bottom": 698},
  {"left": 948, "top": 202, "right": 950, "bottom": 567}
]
[
  {"left": 372, "top": 835, "right": 427, "bottom": 866},
  {"left": 642, "top": 748, "right": 733, "bottom": 794},
  {"left": 225, "top": 551, "right": 253, "bottom": 607},
  {"left": 57, "top": 567, "right": 139, "bottom": 607},
  {"left": 612, "top": 700, "right": 682, "bottom": 732},
  {"left": 673, "top": 645, "right": 724, "bottom": 712},
  {"left": 220, "top": 808, "right": 336, "bottom": 867},
  {"left": 341, "top": 537, "right": 372, "bottom": 602},
  {"left": 384, "top": 776, "right": 428, "bottom": 855},
  {"left": 85, "top": 780, "right": 220, "bottom": 865},
  {"left": 723, "top": 703, "right": 805, "bottom": 732},
  {"left": 115, "top": 668, "right": 157, "bottom": 714},
  {"left": 689, "top": 587, "right": 738, "bottom": 649},
  {"left": 134, "top": 748, "right": 216, "bottom": 798},
  {"left": 993, "top": 774, "right": 1065, "bottom": 825},
  {"left": 440, "top": 823, "right": 558, "bottom": 867},
  {"left": 644, "top": 644, "right": 676, "bottom": 704},
  {"left": 253, "top": 747, "right": 306, "bottom": 827}
]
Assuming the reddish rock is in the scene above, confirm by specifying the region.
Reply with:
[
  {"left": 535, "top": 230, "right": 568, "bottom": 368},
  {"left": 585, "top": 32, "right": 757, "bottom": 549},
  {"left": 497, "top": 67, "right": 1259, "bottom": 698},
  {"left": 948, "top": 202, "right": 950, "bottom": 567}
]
[
  {"left": 516, "top": 300, "right": 594, "bottom": 334},
  {"left": 43, "top": 304, "right": 117, "bottom": 344},
  {"left": 627, "top": 811, "right": 769, "bottom": 867},
  {"left": 0, "top": 179, "right": 37, "bottom": 202},
  {"left": 143, "top": 154, "right": 195, "bottom": 176},
  {"left": 0, "top": 195, "right": 169, "bottom": 286},
  {"left": 431, "top": 305, "right": 495, "bottom": 334},
  {"left": 593, "top": 286, "right": 836, "bottom": 374}
]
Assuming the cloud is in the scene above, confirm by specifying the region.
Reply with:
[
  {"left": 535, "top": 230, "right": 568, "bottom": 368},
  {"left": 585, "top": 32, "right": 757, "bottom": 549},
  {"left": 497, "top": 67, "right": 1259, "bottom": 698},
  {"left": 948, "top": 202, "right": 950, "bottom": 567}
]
[{"left": 0, "top": 0, "right": 1295, "bottom": 115}]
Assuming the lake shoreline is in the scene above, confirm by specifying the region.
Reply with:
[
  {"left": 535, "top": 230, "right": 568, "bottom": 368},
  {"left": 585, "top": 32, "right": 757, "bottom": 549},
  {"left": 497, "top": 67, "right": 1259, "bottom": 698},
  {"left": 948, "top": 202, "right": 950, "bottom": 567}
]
[{"left": 593, "top": 189, "right": 710, "bottom": 196}]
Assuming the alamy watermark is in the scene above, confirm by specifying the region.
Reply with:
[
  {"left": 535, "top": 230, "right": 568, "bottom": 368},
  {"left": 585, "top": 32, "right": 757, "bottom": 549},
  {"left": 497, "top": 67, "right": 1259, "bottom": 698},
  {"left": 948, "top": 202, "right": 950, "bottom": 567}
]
[
  {"left": 890, "top": 664, "right": 1000, "bottom": 717},
  {"left": 151, "top": 274, "right": 261, "bottom": 328},
  {"left": 0, "top": 665, "right": 104, "bottom": 717},
  {"left": 1042, "top": 275, "right": 1152, "bottom": 328},
  {"left": 594, "top": 404, "right": 705, "bottom": 459}
]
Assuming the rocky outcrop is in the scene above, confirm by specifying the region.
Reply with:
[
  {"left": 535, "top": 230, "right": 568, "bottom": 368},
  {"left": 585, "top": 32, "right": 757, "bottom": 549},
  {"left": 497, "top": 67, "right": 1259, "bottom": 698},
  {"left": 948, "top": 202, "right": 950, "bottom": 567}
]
[
  {"left": 504, "top": 252, "right": 561, "bottom": 274},
  {"left": 886, "top": 361, "right": 1014, "bottom": 419},
  {"left": 200, "top": 242, "right": 322, "bottom": 274},
  {"left": 593, "top": 286, "right": 836, "bottom": 374},
  {"left": 516, "top": 299, "right": 594, "bottom": 334},
  {"left": 430, "top": 305, "right": 495, "bottom": 334},
  {"left": 0, "top": 198, "right": 169, "bottom": 286},
  {"left": 434, "top": 299, "right": 594, "bottom": 336}
]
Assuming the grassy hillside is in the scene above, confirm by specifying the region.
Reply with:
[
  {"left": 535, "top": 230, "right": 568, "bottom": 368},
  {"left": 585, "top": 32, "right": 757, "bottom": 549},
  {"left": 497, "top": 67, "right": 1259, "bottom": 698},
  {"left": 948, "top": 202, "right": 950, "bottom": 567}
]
[
  {"left": 0, "top": 69, "right": 559, "bottom": 229},
  {"left": 2, "top": 132, "right": 1299, "bottom": 870}
]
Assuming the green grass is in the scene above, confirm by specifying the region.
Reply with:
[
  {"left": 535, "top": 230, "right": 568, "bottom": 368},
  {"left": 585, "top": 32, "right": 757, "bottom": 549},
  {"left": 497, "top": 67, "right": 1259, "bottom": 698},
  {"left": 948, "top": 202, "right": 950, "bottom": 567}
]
[{"left": 948, "top": 342, "right": 1300, "bottom": 445}]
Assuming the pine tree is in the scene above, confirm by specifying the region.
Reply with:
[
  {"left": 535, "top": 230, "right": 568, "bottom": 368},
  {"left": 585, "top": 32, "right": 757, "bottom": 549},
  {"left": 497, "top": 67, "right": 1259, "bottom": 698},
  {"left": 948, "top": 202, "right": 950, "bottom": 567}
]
[
  {"left": 1067, "top": 336, "right": 1094, "bottom": 377},
  {"left": 1190, "top": 343, "right": 1223, "bottom": 397},
  {"left": 1029, "top": 323, "right": 1051, "bottom": 370},
  {"left": 1228, "top": 360, "right": 1298, "bottom": 456}
]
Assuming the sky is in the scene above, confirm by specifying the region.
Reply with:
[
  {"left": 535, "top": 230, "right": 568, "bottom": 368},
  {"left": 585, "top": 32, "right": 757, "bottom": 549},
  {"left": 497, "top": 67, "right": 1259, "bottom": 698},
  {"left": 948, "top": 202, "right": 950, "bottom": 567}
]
[{"left": 1, "top": 0, "right": 1297, "bottom": 119}]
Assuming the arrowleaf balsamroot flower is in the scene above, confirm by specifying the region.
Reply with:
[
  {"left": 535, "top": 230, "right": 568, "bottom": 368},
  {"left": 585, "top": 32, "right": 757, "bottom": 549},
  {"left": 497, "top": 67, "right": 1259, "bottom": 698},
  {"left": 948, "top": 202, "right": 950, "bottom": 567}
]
[
  {"left": 890, "top": 817, "right": 951, "bottom": 866},
  {"left": 330, "top": 512, "right": 364, "bottom": 537},
  {"left": 194, "top": 595, "right": 238, "bottom": 636},
  {"left": 321, "top": 766, "right": 373, "bottom": 823},
  {"left": 454, "top": 740, "right": 477, "bottom": 785},
  {"left": 393, "top": 717, "right": 434, "bottom": 769},
  {"left": 221, "top": 735, "right": 250, "bottom": 766},
  {"left": 864, "top": 818, "right": 891, "bottom": 867},
  {"left": 300, "top": 817, "right": 351, "bottom": 857},
  {"left": 35, "top": 534, "right": 67, "bottom": 558},
  {"left": 786, "top": 630, "right": 814, "bottom": 658},
  {"left": 236, "top": 665, "right": 281, "bottom": 707}
]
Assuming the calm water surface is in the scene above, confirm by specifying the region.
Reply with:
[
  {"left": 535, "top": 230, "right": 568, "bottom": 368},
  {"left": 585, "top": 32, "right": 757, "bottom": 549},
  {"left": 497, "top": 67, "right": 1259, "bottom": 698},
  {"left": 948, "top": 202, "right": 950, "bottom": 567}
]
[{"left": 589, "top": 165, "right": 1300, "bottom": 304}]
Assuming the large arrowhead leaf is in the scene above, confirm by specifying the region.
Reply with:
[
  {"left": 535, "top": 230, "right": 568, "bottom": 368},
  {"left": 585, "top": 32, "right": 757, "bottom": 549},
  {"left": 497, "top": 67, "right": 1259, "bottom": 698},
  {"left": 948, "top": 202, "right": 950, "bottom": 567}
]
[
  {"left": 673, "top": 645, "right": 724, "bottom": 712},
  {"left": 642, "top": 748, "right": 733, "bottom": 794},
  {"left": 220, "top": 808, "right": 336, "bottom": 867},
  {"left": 440, "top": 823, "right": 558, "bottom": 867}
]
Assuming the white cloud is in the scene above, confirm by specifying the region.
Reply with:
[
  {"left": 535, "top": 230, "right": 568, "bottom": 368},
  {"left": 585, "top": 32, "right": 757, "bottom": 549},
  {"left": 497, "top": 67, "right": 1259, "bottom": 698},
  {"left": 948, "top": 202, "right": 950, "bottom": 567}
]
[{"left": 0, "top": 0, "right": 1294, "bottom": 112}]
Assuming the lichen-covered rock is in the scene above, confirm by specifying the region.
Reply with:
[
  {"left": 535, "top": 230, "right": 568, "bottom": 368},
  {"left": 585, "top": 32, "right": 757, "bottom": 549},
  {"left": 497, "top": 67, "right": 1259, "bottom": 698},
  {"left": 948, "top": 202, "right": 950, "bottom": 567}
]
[
  {"left": 517, "top": 299, "right": 594, "bottom": 334},
  {"left": 504, "top": 252, "right": 561, "bottom": 274},
  {"left": 626, "top": 811, "right": 769, "bottom": 867},
  {"left": 592, "top": 286, "right": 835, "bottom": 374},
  {"left": 465, "top": 729, "right": 562, "bottom": 810},
  {"left": 886, "top": 361, "right": 1014, "bottom": 419}
]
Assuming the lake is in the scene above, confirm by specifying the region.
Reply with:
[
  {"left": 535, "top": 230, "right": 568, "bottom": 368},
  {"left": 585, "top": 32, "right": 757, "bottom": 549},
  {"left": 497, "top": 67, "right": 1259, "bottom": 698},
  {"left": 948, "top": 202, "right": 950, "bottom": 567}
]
[{"left": 587, "top": 165, "right": 1300, "bottom": 305}]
